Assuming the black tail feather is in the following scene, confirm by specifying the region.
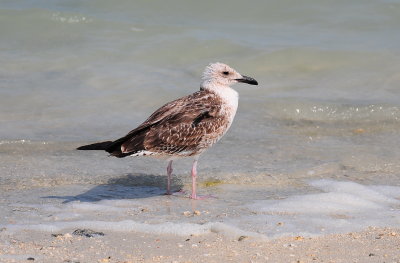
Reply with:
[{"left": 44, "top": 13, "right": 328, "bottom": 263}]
[
  {"left": 77, "top": 128, "right": 148, "bottom": 158},
  {"left": 77, "top": 141, "right": 113, "bottom": 151}
]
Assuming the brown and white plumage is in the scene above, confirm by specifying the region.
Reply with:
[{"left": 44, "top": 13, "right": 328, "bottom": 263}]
[{"left": 77, "top": 62, "right": 258, "bottom": 199}]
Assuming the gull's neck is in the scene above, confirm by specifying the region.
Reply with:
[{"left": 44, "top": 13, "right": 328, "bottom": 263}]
[{"left": 200, "top": 81, "right": 239, "bottom": 110}]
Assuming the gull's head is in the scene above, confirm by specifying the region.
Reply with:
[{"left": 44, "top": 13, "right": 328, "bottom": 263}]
[{"left": 201, "top": 62, "right": 258, "bottom": 89}]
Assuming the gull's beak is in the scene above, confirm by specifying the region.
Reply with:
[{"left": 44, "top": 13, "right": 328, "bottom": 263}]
[{"left": 236, "top": 75, "right": 258, "bottom": 85}]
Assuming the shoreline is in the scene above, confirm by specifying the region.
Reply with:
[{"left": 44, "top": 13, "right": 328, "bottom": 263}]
[{"left": 1, "top": 227, "right": 399, "bottom": 263}]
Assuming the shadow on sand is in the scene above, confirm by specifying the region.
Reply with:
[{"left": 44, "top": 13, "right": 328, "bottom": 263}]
[{"left": 44, "top": 173, "right": 184, "bottom": 203}]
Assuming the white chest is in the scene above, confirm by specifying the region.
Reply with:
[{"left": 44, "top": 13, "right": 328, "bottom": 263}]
[{"left": 214, "top": 87, "right": 239, "bottom": 123}]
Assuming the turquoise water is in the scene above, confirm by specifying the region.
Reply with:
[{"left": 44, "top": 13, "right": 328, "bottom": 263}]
[{"left": 0, "top": 0, "right": 399, "bottom": 237}]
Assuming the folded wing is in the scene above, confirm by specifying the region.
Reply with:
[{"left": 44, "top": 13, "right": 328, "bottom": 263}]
[{"left": 105, "top": 90, "right": 227, "bottom": 158}]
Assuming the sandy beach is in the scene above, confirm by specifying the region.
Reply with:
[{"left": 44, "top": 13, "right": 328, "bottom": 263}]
[{"left": 1, "top": 226, "right": 399, "bottom": 263}]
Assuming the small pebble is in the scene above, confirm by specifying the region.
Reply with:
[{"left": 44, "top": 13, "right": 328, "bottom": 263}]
[
  {"left": 238, "top": 236, "right": 248, "bottom": 241},
  {"left": 72, "top": 229, "right": 104, "bottom": 238},
  {"left": 99, "top": 257, "right": 110, "bottom": 263},
  {"left": 27, "top": 258, "right": 35, "bottom": 261},
  {"left": 283, "top": 243, "right": 297, "bottom": 248}
]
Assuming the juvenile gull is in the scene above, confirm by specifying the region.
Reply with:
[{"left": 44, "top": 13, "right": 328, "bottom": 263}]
[{"left": 77, "top": 63, "right": 258, "bottom": 199}]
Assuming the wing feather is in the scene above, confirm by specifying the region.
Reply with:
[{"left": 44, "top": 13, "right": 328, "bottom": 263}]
[{"left": 119, "top": 90, "right": 228, "bottom": 156}]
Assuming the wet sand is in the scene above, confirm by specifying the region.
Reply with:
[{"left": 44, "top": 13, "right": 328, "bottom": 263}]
[{"left": 1, "top": 227, "right": 399, "bottom": 263}]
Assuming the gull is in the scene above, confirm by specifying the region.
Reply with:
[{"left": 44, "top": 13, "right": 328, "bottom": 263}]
[{"left": 77, "top": 63, "right": 258, "bottom": 199}]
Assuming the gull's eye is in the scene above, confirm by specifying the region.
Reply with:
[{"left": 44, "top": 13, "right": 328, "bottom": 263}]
[{"left": 222, "top": 71, "right": 229, "bottom": 75}]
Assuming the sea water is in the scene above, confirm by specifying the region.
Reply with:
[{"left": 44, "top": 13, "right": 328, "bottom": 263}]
[{"left": 1, "top": 0, "right": 400, "bottom": 238}]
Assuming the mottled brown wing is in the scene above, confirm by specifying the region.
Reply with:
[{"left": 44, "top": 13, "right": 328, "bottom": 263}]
[
  {"left": 121, "top": 90, "right": 227, "bottom": 156},
  {"left": 118, "top": 90, "right": 207, "bottom": 138},
  {"left": 105, "top": 92, "right": 202, "bottom": 156}
]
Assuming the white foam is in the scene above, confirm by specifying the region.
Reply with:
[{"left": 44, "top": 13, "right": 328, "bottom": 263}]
[
  {"left": 309, "top": 180, "right": 400, "bottom": 204},
  {"left": 247, "top": 179, "right": 400, "bottom": 237},
  {"left": 2, "top": 196, "right": 266, "bottom": 239},
  {"left": 2, "top": 180, "right": 399, "bottom": 239}
]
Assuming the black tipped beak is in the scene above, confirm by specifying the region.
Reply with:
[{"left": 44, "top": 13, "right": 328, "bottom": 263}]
[{"left": 236, "top": 75, "right": 258, "bottom": 85}]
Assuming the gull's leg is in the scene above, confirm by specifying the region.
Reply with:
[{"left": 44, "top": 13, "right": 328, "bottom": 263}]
[
  {"left": 190, "top": 159, "right": 198, "bottom": 199},
  {"left": 189, "top": 159, "right": 216, "bottom": 200},
  {"left": 166, "top": 160, "right": 173, "bottom": 195}
]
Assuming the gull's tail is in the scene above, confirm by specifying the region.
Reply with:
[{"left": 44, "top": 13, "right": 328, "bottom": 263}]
[
  {"left": 77, "top": 141, "right": 113, "bottom": 151},
  {"left": 77, "top": 127, "right": 148, "bottom": 158}
]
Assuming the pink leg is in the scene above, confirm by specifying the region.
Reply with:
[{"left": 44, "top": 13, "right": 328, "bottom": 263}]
[
  {"left": 166, "top": 160, "right": 173, "bottom": 195},
  {"left": 190, "top": 160, "right": 198, "bottom": 199},
  {"left": 189, "top": 159, "right": 216, "bottom": 200}
]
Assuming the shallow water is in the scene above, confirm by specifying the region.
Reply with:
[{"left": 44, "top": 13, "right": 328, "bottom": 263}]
[
  {"left": 1, "top": 180, "right": 399, "bottom": 239},
  {"left": 1, "top": 0, "right": 400, "bottom": 237}
]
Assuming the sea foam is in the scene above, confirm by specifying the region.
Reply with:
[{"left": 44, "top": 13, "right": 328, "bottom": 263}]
[
  {"left": 247, "top": 179, "right": 400, "bottom": 237},
  {"left": 1, "top": 180, "right": 399, "bottom": 240}
]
